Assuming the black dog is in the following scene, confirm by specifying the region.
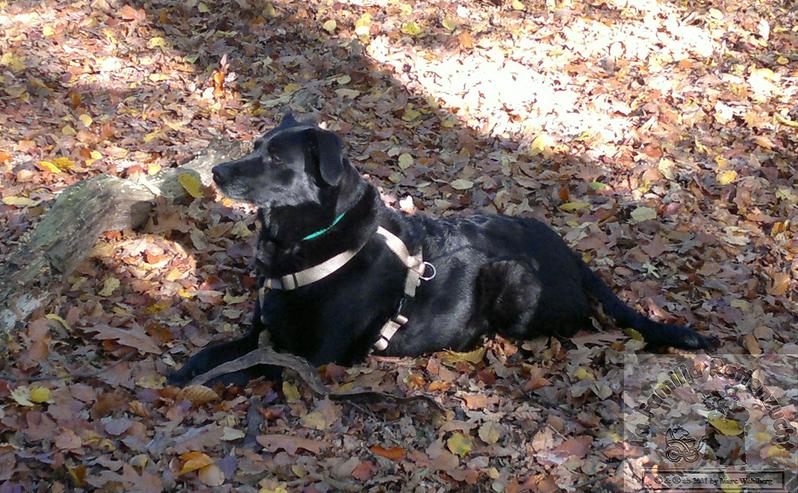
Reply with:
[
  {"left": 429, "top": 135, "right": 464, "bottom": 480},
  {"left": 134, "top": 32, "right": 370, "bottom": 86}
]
[{"left": 168, "top": 114, "right": 717, "bottom": 386}]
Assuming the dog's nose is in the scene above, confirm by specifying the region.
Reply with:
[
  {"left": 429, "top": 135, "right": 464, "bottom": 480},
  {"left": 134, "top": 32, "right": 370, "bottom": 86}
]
[{"left": 211, "top": 165, "right": 226, "bottom": 184}]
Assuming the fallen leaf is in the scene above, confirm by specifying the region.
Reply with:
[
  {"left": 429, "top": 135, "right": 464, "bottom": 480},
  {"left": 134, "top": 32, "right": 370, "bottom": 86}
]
[
  {"left": 221, "top": 427, "right": 245, "bottom": 441},
  {"left": 257, "top": 434, "right": 327, "bottom": 455},
  {"left": 198, "top": 464, "right": 224, "bottom": 486},
  {"left": 81, "top": 325, "right": 161, "bottom": 354},
  {"left": 451, "top": 179, "right": 474, "bottom": 190},
  {"left": 37, "top": 160, "right": 62, "bottom": 174},
  {"left": 282, "top": 381, "right": 301, "bottom": 402},
  {"left": 709, "top": 417, "right": 743, "bottom": 436},
  {"left": 478, "top": 421, "right": 504, "bottom": 445},
  {"left": 179, "top": 451, "right": 214, "bottom": 475},
  {"left": 630, "top": 207, "right": 657, "bottom": 224},
  {"left": 743, "top": 334, "right": 762, "bottom": 357},
  {"left": 398, "top": 153, "right": 413, "bottom": 170},
  {"left": 2, "top": 196, "right": 41, "bottom": 207},
  {"left": 716, "top": 170, "right": 738, "bottom": 185},
  {"left": 10, "top": 386, "right": 34, "bottom": 407},
  {"left": 442, "top": 347, "right": 485, "bottom": 364},
  {"left": 370, "top": 445, "right": 405, "bottom": 461},
  {"left": 177, "top": 385, "right": 219, "bottom": 405},
  {"left": 29, "top": 386, "right": 51, "bottom": 404},
  {"left": 322, "top": 19, "right": 336, "bottom": 33},
  {"left": 98, "top": 276, "right": 120, "bottom": 296},
  {"left": 401, "top": 21, "right": 422, "bottom": 36},
  {"left": 178, "top": 173, "right": 205, "bottom": 199},
  {"left": 446, "top": 432, "right": 473, "bottom": 457}
]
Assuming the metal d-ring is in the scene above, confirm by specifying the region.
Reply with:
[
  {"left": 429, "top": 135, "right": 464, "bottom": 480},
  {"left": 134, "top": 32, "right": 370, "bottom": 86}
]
[{"left": 420, "top": 261, "right": 436, "bottom": 281}]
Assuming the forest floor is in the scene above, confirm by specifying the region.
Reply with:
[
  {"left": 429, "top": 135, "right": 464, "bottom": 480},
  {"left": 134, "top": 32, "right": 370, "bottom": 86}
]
[{"left": 0, "top": 0, "right": 796, "bottom": 491}]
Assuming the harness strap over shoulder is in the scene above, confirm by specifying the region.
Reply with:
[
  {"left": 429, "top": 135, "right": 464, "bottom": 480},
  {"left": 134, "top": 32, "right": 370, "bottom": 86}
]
[{"left": 376, "top": 226, "right": 426, "bottom": 297}]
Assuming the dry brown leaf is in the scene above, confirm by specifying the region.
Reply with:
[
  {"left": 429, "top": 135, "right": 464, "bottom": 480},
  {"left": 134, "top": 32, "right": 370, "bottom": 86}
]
[{"left": 178, "top": 385, "right": 219, "bottom": 406}]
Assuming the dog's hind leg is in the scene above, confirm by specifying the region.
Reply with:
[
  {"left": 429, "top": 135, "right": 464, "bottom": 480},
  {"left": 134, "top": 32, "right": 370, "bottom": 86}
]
[{"left": 476, "top": 259, "right": 543, "bottom": 339}]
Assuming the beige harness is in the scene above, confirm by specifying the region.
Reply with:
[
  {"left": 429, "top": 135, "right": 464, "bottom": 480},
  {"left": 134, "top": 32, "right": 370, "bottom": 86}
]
[{"left": 259, "top": 226, "right": 435, "bottom": 352}]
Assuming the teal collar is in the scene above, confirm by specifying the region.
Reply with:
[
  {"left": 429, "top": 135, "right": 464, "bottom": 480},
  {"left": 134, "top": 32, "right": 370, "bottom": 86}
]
[{"left": 302, "top": 212, "right": 346, "bottom": 241}]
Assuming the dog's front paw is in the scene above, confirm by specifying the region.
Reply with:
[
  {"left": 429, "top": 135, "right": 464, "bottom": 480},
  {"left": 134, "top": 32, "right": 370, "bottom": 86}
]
[{"left": 166, "top": 366, "right": 196, "bottom": 387}]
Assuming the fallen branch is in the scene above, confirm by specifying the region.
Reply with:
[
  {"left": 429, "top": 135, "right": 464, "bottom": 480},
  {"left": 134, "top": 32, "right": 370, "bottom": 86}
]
[
  {"left": 0, "top": 140, "right": 245, "bottom": 337},
  {"left": 188, "top": 346, "right": 444, "bottom": 412}
]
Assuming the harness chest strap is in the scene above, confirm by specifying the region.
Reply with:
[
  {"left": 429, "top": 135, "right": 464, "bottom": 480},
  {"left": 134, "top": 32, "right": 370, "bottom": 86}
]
[{"left": 260, "top": 225, "right": 433, "bottom": 352}]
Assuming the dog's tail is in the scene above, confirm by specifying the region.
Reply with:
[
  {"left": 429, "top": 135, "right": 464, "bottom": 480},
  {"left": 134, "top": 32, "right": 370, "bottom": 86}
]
[{"left": 581, "top": 262, "right": 718, "bottom": 350}]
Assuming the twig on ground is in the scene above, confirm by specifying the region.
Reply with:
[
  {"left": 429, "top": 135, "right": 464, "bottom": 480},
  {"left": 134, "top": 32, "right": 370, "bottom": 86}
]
[{"left": 188, "top": 346, "right": 444, "bottom": 412}]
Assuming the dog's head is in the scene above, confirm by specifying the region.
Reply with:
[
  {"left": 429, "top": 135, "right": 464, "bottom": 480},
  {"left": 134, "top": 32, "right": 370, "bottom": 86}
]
[{"left": 211, "top": 113, "right": 348, "bottom": 209}]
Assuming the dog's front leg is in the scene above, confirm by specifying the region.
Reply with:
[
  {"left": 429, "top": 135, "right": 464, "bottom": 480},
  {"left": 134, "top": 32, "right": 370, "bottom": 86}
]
[{"left": 168, "top": 328, "right": 265, "bottom": 386}]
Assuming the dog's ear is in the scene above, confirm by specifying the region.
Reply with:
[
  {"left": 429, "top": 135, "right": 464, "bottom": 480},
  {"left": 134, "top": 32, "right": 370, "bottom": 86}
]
[{"left": 306, "top": 128, "right": 344, "bottom": 186}]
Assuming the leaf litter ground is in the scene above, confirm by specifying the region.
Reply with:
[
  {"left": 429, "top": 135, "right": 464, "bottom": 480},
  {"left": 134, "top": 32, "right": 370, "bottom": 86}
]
[{"left": 0, "top": 0, "right": 796, "bottom": 491}]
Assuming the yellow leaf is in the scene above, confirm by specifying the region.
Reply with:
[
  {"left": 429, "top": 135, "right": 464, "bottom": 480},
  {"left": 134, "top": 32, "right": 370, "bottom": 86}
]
[
  {"left": 354, "top": 13, "right": 372, "bottom": 37},
  {"left": 11, "top": 386, "right": 35, "bottom": 406},
  {"left": 716, "top": 170, "right": 738, "bottom": 185},
  {"left": 78, "top": 114, "right": 93, "bottom": 127},
  {"left": 573, "top": 367, "right": 594, "bottom": 381},
  {"left": 148, "top": 163, "right": 161, "bottom": 175},
  {"left": 179, "top": 451, "right": 214, "bottom": 475},
  {"left": 198, "top": 2, "right": 209, "bottom": 13},
  {"left": 98, "top": 276, "right": 120, "bottom": 296},
  {"left": 398, "top": 153, "right": 413, "bottom": 170},
  {"left": 560, "top": 201, "right": 590, "bottom": 211},
  {"left": 178, "top": 173, "right": 205, "bottom": 199},
  {"left": 30, "top": 386, "right": 51, "bottom": 404},
  {"left": 402, "top": 107, "right": 421, "bottom": 121},
  {"left": 283, "top": 83, "right": 301, "bottom": 95},
  {"left": 322, "top": 19, "right": 336, "bottom": 33},
  {"left": 401, "top": 21, "right": 422, "bottom": 36},
  {"left": 441, "top": 18, "right": 457, "bottom": 31},
  {"left": 2, "top": 196, "right": 40, "bottom": 207},
  {"left": 148, "top": 36, "right": 166, "bottom": 49},
  {"left": 776, "top": 55, "right": 789, "bottom": 65},
  {"left": 442, "top": 118, "right": 456, "bottom": 128},
  {"left": 45, "top": 313, "right": 72, "bottom": 332},
  {"left": 301, "top": 411, "right": 329, "bottom": 430},
  {"left": 0, "top": 52, "right": 26, "bottom": 72},
  {"left": 512, "top": 0, "right": 526, "bottom": 10},
  {"left": 630, "top": 206, "right": 657, "bottom": 223},
  {"left": 775, "top": 113, "right": 798, "bottom": 128},
  {"left": 61, "top": 125, "right": 76, "bottom": 136},
  {"left": 264, "top": 2, "right": 276, "bottom": 17},
  {"left": 52, "top": 157, "right": 75, "bottom": 169},
  {"left": 37, "top": 160, "right": 62, "bottom": 174},
  {"left": 282, "top": 381, "right": 301, "bottom": 402},
  {"left": 442, "top": 347, "right": 485, "bottom": 364},
  {"left": 529, "top": 132, "right": 552, "bottom": 156},
  {"left": 624, "top": 327, "right": 644, "bottom": 341},
  {"left": 446, "top": 432, "right": 473, "bottom": 457},
  {"left": 136, "top": 374, "right": 166, "bottom": 389},
  {"left": 42, "top": 25, "right": 55, "bottom": 37},
  {"left": 143, "top": 129, "right": 161, "bottom": 143},
  {"left": 709, "top": 416, "right": 744, "bottom": 436}
]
